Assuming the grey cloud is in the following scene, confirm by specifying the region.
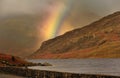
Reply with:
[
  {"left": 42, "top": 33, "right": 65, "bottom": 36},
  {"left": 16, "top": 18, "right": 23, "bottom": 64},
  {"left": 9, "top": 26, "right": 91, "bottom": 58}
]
[{"left": 0, "top": 0, "right": 65, "bottom": 16}]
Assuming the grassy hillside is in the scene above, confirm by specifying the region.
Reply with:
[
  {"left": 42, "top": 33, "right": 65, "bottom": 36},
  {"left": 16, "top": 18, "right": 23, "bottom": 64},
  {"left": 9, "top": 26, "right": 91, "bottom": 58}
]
[{"left": 31, "top": 11, "right": 120, "bottom": 59}]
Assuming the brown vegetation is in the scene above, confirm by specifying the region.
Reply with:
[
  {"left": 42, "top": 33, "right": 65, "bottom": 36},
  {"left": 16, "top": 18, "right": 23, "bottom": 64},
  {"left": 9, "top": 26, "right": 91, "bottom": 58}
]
[
  {"left": 0, "top": 53, "right": 30, "bottom": 66},
  {"left": 31, "top": 11, "right": 120, "bottom": 59}
]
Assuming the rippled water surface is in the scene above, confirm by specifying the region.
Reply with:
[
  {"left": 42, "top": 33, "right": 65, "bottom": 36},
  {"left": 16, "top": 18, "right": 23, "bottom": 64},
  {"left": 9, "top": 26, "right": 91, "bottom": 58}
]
[{"left": 28, "top": 59, "right": 120, "bottom": 76}]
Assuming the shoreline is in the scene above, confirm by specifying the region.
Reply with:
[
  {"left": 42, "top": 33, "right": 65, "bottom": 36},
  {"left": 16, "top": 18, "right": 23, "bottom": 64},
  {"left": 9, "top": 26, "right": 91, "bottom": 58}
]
[{"left": 0, "top": 66, "right": 120, "bottom": 78}]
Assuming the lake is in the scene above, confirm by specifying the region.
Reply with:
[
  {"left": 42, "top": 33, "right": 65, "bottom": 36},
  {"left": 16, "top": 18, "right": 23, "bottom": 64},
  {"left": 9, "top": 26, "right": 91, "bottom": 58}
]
[{"left": 28, "top": 59, "right": 120, "bottom": 76}]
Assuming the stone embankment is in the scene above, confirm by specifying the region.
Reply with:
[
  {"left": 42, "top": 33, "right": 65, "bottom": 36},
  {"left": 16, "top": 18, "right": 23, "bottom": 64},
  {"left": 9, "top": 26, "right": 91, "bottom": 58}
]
[{"left": 0, "top": 67, "right": 119, "bottom": 78}]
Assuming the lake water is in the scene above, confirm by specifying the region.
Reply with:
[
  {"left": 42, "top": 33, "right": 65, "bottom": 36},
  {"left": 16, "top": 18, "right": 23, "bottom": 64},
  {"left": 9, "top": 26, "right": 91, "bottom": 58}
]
[{"left": 28, "top": 59, "right": 120, "bottom": 76}]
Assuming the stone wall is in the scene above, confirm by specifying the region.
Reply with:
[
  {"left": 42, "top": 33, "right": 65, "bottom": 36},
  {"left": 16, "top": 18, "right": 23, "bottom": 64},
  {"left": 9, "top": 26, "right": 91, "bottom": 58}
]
[{"left": 0, "top": 67, "right": 119, "bottom": 78}]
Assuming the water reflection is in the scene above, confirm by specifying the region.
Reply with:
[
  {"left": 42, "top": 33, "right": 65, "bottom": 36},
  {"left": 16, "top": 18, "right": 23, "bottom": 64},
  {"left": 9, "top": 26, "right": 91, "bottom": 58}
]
[{"left": 28, "top": 59, "right": 120, "bottom": 76}]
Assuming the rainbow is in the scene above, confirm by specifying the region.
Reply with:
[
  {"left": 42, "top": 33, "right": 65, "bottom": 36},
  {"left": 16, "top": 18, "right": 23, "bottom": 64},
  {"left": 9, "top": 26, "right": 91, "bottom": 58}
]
[{"left": 37, "top": 0, "right": 73, "bottom": 40}]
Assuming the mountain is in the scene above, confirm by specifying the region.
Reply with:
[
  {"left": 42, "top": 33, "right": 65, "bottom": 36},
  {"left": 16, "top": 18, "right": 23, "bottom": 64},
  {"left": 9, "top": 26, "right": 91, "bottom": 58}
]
[
  {"left": 0, "top": 15, "right": 43, "bottom": 57},
  {"left": 31, "top": 11, "right": 120, "bottom": 58}
]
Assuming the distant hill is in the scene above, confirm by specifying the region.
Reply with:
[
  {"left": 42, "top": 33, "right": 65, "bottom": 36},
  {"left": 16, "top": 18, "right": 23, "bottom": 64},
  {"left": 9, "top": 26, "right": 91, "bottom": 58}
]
[
  {"left": 31, "top": 11, "right": 120, "bottom": 58},
  {"left": 0, "top": 15, "right": 43, "bottom": 57}
]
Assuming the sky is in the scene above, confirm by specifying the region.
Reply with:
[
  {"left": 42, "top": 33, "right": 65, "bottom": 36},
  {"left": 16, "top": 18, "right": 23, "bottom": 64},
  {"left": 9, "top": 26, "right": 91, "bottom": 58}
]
[{"left": 0, "top": 0, "right": 120, "bottom": 56}]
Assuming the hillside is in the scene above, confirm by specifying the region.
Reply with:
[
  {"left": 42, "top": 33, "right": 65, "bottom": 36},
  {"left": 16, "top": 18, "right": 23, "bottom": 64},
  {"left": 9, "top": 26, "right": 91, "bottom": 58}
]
[
  {"left": 0, "top": 53, "right": 30, "bottom": 66},
  {"left": 31, "top": 11, "right": 120, "bottom": 58}
]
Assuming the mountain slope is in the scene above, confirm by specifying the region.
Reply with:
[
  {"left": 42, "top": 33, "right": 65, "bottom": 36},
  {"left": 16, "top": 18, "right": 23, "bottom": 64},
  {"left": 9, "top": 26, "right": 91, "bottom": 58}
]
[{"left": 31, "top": 11, "right": 120, "bottom": 58}]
